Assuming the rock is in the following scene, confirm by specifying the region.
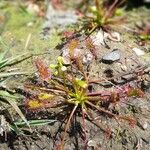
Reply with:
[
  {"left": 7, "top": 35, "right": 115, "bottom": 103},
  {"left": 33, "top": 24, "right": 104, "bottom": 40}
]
[
  {"left": 102, "top": 49, "right": 121, "bottom": 64},
  {"left": 83, "top": 53, "right": 93, "bottom": 65},
  {"left": 120, "top": 64, "right": 128, "bottom": 71},
  {"left": 138, "top": 118, "right": 148, "bottom": 130},
  {"left": 132, "top": 47, "right": 145, "bottom": 56},
  {"left": 112, "top": 78, "right": 126, "bottom": 84},
  {"left": 121, "top": 74, "right": 137, "bottom": 81},
  {"left": 142, "top": 120, "right": 148, "bottom": 130}
]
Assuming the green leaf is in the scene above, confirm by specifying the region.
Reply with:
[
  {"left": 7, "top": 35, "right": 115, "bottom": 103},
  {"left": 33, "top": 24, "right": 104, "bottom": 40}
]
[
  {"left": 49, "top": 64, "right": 57, "bottom": 69},
  {"left": 0, "top": 72, "right": 28, "bottom": 78},
  {"left": 0, "top": 90, "right": 30, "bottom": 128},
  {"left": 115, "top": 8, "right": 124, "bottom": 16},
  {"left": 0, "top": 59, "right": 9, "bottom": 69},
  {"left": 0, "top": 53, "right": 28, "bottom": 69},
  {"left": 57, "top": 56, "right": 63, "bottom": 66},
  {"left": 9, "top": 124, "right": 21, "bottom": 135},
  {"left": 0, "top": 90, "right": 19, "bottom": 99},
  {"left": 14, "top": 119, "right": 56, "bottom": 127},
  {"left": 75, "top": 78, "right": 87, "bottom": 88},
  {"left": 139, "top": 35, "right": 150, "bottom": 40}
]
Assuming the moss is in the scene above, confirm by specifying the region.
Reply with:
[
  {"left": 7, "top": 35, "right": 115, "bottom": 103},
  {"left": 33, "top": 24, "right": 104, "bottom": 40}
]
[
  {"left": 0, "top": 0, "right": 61, "bottom": 80},
  {"left": 1, "top": 1, "right": 61, "bottom": 54}
]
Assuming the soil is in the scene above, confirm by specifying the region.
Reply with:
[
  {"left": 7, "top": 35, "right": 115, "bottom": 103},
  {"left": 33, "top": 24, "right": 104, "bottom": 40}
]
[{"left": 0, "top": 1, "right": 150, "bottom": 150}]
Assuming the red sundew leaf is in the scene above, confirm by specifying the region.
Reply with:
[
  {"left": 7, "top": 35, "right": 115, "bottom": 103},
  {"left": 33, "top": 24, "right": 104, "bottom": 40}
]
[
  {"left": 85, "top": 38, "right": 94, "bottom": 49},
  {"left": 25, "top": 94, "right": 65, "bottom": 111},
  {"left": 35, "top": 58, "right": 51, "bottom": 82},
  {"left": 110, "top": 92, "right": 120, "bottom": 103},
  {"left": 25, "top": 98, "right": 50, "bottom": 111},
  {"left": 68, "top": 39, "right": 78, "bottom": 51},
  {"left": 85, "top": 38, "right": 97, "bottom": 60}
]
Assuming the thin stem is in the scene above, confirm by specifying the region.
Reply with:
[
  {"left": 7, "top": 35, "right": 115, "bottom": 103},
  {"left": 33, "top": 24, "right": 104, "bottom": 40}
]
[
  {"left": 86, "top": 101, "right": 136, "bottom": 127},
  {"left": 24, "top": 84, "right": 66, "bottom": 95},
  {"left": 87, "top": 91, "right": 110, "bottom": 96},
  {"left": 51, "top": 80, "right": 70, "bottom": 93},
  {"left": 104, "top": 0, "right": 126, "bottom": 19},
  {"left": 88, "top": 24, "right": 98, "bottom": 35},
  {"left": 88, "top": 96, "right": 103, "bottom": 101},
  {"left": 82, "top": 106, "right": 87, "bottom": 149},
  {"left": 94, "top": 0, "right": 101, "bottom": 21},
  {"left": 104, "top": 0, "right": 119, "bottom": 19},
  {"left": 60, "top": 105, "right": 78, "bottom": 149},
  {"left": 86, "top": 108, "right": 112, "bottom": 135},
  {"left": 62, "top": 72, "right": 68, "bottom": 93},
  {"left": 85, "top": 101, "right": 117, "bottom": 119}
]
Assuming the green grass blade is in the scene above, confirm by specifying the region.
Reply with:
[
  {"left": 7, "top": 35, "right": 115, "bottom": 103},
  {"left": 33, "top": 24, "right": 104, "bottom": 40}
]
[
  {"left": 0, "top": 90, "right": 30, "bottom": 128},
  {"left": 14, "top": 119, "right": 57, "bottom": 127},
  {"left": 0, "top": 72, "right": 28, "bottom": 78},
  {"left": 7, "top": 99, "right": 30, "bottom": 128},
  {"left": 0, "top": 90, "right": 19, "bottom": 99},
  {"left": 0, "top": 58, "right": 8, "bottom": 69},
  {"left": 0, "top": 53, "right": 28, "bottom": 69},
  {"left": 9, "top": 124, "right": 21, "bottom": 135}
]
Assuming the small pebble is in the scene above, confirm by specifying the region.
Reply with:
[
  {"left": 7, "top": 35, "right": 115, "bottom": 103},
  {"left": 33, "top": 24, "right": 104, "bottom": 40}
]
[
  {"left": 142, "top": 121, "right": 148, "bottom": 130},
  {"left": 121, "top": 74, "right": 136, "bottom": 80},
  {"left": 102, "top": 49, "right": 121, "bottom": 64},
  {"left": 132, "top": 47, "right": 145, "bottom": 56},
  {"left": 121, "top": 64, "right": 128, "bottom": 71},
  {"left": 83, "top": 53, "right": 93, "bottom": 65},
  {"left": 138, "top": 119, "right": 148, "bottom": 130}
]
